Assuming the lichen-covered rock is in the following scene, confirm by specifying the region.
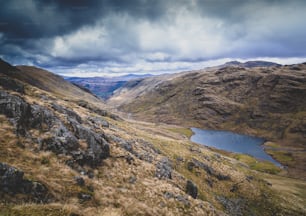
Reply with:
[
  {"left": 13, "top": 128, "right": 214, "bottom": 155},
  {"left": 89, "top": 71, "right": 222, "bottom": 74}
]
[
  {"left": 163, "top": 191, "right": 190, "bottom": 206},
  {"left": 71, "top": 124, "right": 110, "bottom": 166},
  {"left": 88, "top": 116, "right": 109, "bottom": 128},
  {"left": 217, "top": 196, "right": 245, "bottom": 216},
  {"left": 155, "top": 157, "right": 172, "bottom": 179},
  {"left": 0, "top": 91, "right": 32, "bottom": 135},
  {"left": 52, "top": 103, "right": 82, "bottom": 123}
]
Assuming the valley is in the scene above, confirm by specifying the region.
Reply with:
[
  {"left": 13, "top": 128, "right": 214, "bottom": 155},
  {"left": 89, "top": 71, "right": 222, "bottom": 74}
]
[
  {"left": 65, "top": 74, "right": 152, "bottom": 100},
  {"left": 2, "top": 1, "right": 306, "bottom": 215},
  {"left": 0, "top": 59, "right": 305, "bottom": 215}
]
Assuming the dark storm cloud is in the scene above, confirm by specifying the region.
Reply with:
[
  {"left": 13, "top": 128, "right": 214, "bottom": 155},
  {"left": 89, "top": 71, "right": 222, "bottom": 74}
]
[
  {"left": 1, "top": 0, "right": 306, "bottom": 76},
  {"left": 0, "top": 0, "right": 168, "bottom": 39}
]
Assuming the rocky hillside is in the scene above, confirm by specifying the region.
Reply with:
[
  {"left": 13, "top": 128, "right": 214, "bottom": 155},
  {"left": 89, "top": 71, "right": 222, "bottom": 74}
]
[
  {"left": 108, "top": 62, "right": 306, "bottom": 179},
  {"left": 1, "top": 59, "right": 305, "bottom": 215}
]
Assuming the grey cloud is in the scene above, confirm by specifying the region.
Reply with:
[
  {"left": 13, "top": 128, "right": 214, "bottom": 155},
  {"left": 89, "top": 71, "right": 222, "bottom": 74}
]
[{"left": 1, "top": 0, "right": 306, "bottom": 75}]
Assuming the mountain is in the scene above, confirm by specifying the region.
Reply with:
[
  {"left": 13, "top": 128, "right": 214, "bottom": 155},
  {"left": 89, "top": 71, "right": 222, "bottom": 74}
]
[
  {"left": 108, "top": 62, "right": 306, "bottom": 180},
  {"left": 0, "top": 58, "right": 305, "bottom": 215},
  {"left": 65, "top": 74, "right": 153, "bottom": 99},
  {"left": 223, "top": 60, "right": 281, "bottom": 68}
]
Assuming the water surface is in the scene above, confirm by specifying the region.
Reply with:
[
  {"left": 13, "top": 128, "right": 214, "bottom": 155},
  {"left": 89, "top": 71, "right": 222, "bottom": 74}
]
[{"left": 190, "top": 127, "right": 281, "bottom": 166}]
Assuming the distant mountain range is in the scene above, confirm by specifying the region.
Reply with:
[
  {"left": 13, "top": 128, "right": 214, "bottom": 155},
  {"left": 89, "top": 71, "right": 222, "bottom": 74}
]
[{"left": 65, "top": 74, "right": 153, "bottom": 99}]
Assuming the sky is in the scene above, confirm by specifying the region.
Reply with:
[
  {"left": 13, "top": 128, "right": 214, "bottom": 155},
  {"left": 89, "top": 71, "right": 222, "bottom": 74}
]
[{"left": 1, "top": 0, "right": 306, "bottom": 77}]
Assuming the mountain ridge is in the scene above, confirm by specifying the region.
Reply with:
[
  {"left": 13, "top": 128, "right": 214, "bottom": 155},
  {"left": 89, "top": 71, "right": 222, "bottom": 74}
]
[{"left": 108, "top": 62, "right": 306, "bottom": 180}]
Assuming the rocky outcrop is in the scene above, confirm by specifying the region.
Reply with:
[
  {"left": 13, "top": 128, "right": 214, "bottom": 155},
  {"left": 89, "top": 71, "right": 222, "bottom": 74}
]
[
  {"left": 0, "top": 90, "right": 110, "bottom": 169},
  {"left": 187, "top": 158, "right": 230, "bottom": 181},
  {"left": 68, "top": 121, "right": 110, "bottom": 167},
  {"left": 163, "top": 191, "right": 190, "bottom": 206},
  {"left": 0, "top": 91, "right": 32, "bottom": 135},
  {"left": 52, "top": 103, "right": 82, "bottom": 124},
  {"left": 88, "top": 116, "right": 109, "bottom": 128},
  {"left": 217, "top": 196, "right": 245, "bottom": 216},
  {"left": 77, "top": 100, "right": 121, "bottom": 120},
  {"left": 0, "top": 162, "right": 51, "bottom": 203},
  {"left": 110, "top": 136, "right": 160, "bottom": 163}
]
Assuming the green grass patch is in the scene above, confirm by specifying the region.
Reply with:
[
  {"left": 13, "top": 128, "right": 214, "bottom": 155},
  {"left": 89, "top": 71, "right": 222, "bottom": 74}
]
[
  {"left": 264, "top": 142, "right": 280, "bottom": 148},
  {"left": 234, "top": 154, "right": 281, "bottom": 174},
  {"left": 266, "top": 151, "right": 294, "bottom": 165},
  {"left": 167, "top": 127, "right": 193, "bottom": 138}
]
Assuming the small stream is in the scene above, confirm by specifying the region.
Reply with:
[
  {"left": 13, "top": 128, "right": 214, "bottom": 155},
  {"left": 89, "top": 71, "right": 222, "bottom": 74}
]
[{"left": 190, "top": 127, "right": 281, "bottom": 166}]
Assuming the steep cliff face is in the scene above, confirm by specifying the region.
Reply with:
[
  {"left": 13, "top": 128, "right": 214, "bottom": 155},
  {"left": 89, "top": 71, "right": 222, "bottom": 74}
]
[
  {"left": 108, "top": 63, "right": 306, "bottom": 179},
  {"left": 0, "top": 59, "right": 305, "bottom": 215}
]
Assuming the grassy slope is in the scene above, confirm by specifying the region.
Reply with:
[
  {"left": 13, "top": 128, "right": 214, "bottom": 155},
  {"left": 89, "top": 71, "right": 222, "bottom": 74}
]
[
  {"left": 15, "top": 66, "right": 102, "bottom": 105},
  {"left": 0, "top": 83, "right": 305, "bottom": 215},
  {"left": 108, "top": 64, "right": 306, "bottom": 180},
  {"left": 0, "top": 59, "right": 305, "bottom": 215}
]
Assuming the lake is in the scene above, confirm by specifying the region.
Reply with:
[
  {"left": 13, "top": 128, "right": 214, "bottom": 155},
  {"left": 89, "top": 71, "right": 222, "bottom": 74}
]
[{"left": 190, "top": 127, "right": 281, "bottom": 166}]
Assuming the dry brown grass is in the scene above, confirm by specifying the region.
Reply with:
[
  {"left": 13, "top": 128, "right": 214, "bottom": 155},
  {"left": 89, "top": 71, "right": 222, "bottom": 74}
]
[{"left": 1, "top": 82, "right": 305, "bottom": 215}]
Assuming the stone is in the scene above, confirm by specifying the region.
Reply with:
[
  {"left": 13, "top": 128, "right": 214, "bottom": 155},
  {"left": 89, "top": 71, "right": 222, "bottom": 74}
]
[
  {"left": 124, "top": 155, "right": 134, "bottom": 164},
  {"left": 78, "top": 193, "right": 92, "bottom": 201},
  {"left": 128, "top": 176, "right": 137, "bottom": 184},
  {"left": 0, "top": 162, "right": 24, "bottom": 193},
  {"left": 75, "top": 176, "right": 85, "bottom": 186},
  {"left": 189, "top": 158, "right": 230, "bottom": 181},
  {"left": 52, "top": 103, "right": 82, "bottom": 123},
  {"left": 155, "top": 157, "right": 172, "bottom": 179},
  {"left": 88, "top": 116, "right": 109, "bottom": 128},
  {"left": 69, "top": 123, "right": 110, "bottom": 167},
  {"left": 217, "top": 196, "right": 245, "bottom": 216},
  {"left": 0, "top": 162, "right": 51, "bottom": 203},
  {"left": 186, "top": 180, "right": 198, "bottom": 199},
  {"left": 187, "top": 161, "right": 195, "bottom": 171}
]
